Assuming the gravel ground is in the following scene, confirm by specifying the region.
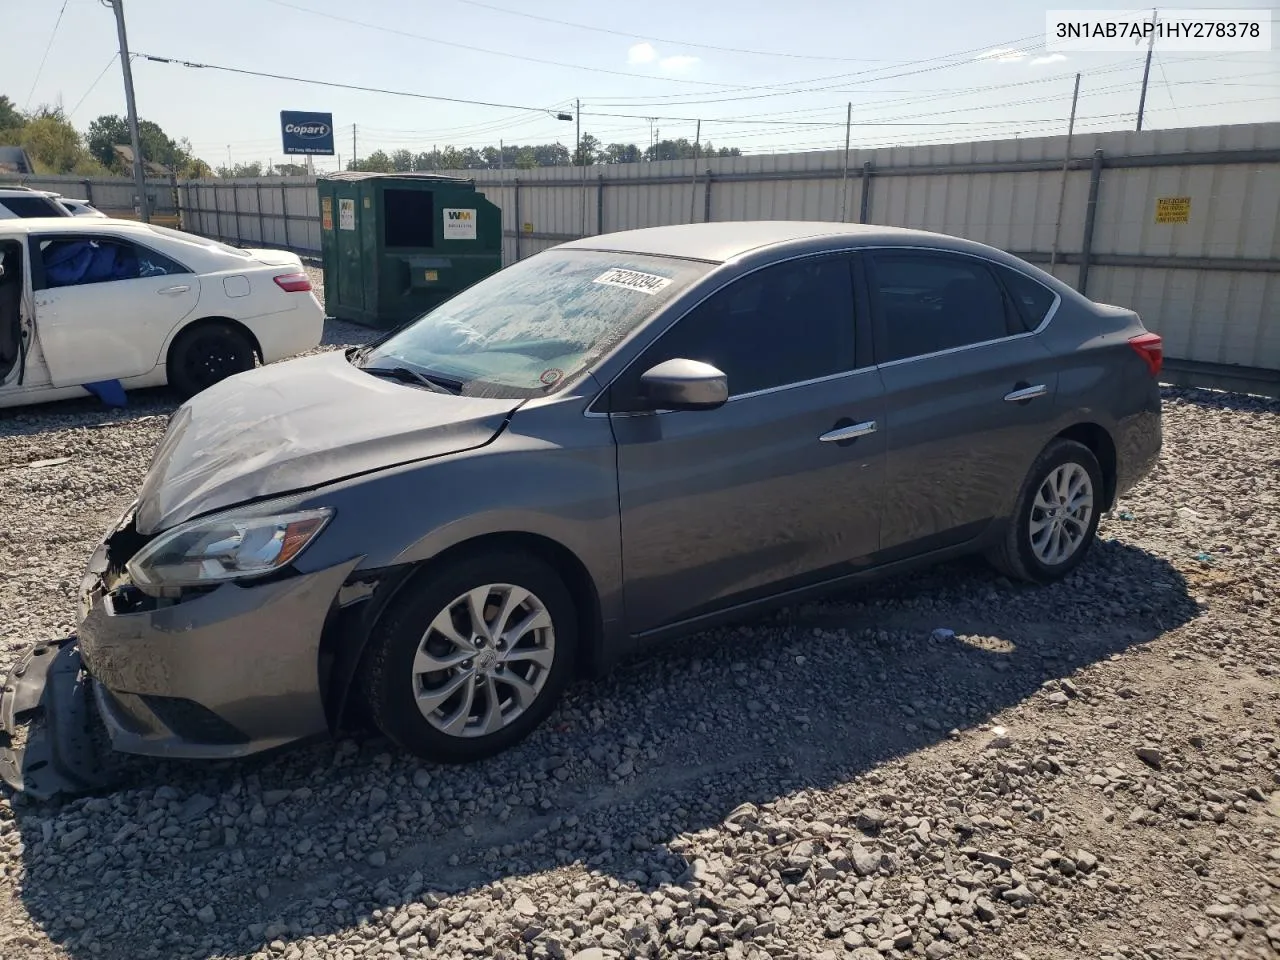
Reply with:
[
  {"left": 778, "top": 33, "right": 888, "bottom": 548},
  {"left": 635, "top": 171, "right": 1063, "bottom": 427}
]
[{"left": 1, "top": 270, "right": 1277, "bottom": 960}]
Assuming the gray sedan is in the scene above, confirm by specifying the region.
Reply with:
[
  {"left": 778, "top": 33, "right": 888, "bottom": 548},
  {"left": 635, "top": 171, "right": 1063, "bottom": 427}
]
[{"left": 0, "top": 221, "right": 1163, "bottom": 796}]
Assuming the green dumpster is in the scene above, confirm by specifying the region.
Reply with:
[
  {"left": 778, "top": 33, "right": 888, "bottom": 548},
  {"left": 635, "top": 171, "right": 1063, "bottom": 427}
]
[{"left": 317, "top": 172, "right": 503, "bottom": 329}]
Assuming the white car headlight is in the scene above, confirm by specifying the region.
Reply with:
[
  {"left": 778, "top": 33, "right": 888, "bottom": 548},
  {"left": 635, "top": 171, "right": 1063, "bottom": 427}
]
[{"left": 126, "top": 507, "right": 334, "bottom": 589}]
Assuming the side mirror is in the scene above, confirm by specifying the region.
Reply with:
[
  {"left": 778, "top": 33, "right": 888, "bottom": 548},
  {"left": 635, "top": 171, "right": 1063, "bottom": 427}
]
[{"left": 638, "top": 358, "right": 728, "bottom": 411}]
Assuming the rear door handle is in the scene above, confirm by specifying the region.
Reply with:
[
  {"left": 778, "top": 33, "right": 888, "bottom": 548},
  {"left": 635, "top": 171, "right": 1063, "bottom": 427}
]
[
  {"left": 1004, "top": 383, "right": 1047, "bottom": 403},
  {"left": 820, "top": 420, "right": 877, "bottom": 443},
  {"left": 158, "top": 284, "right": 190, "bottom": 295}
]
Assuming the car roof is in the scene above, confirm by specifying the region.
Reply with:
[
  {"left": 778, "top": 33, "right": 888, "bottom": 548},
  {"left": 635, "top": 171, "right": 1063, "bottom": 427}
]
[
  {"left": 0, "top": 216, "right": 155, "bottom": 236},
  {"left": 557, "top": 220, "right": 1002, "bottom": 264}
]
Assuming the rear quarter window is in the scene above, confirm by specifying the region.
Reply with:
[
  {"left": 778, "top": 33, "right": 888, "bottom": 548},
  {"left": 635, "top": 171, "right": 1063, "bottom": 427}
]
[{"left": 997, "top": 266, "right": 1057, "bottom": 331}]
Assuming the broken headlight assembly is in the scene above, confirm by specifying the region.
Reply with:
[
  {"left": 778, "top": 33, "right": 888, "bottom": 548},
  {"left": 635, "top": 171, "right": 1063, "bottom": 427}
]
[{"left": 125, "top": 506, "right": 334, "bottom": 592}]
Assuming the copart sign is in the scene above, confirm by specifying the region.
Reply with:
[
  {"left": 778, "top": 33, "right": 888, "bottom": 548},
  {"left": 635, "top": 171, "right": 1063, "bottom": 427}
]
[{"left": 280, "top": 111, "right": 335, "bottom": 156}]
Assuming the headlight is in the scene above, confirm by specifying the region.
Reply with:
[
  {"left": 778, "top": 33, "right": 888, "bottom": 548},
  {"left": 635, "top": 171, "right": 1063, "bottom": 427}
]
[{"left": 126, "top": 506, "right": 334, "bottom": 589}]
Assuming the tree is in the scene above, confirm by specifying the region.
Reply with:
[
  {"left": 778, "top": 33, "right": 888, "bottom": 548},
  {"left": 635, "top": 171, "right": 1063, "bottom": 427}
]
[
  {"left": 573, "top": 134, "right": 602, "bottom": 166},
  {"left": 0, "top": 95, "right": 22, "bottom": 133},
  {"left": 605, "top": 142, "right": 642, "bottom": 164},
  {"left": 348, "top": 150, "right": 393, "bottom": 173},
  {"left": 215, "top": 161, "right": 264, "bottom": 178},
  {"left": 391, "top": 148, "right": 413, "bottom": 172},
  {"left": 12, "top": 110, "right": 89, "bottom": 173},
  {"left": 86, "top": 114, "right": 209, "bottom": 176},
  {"left": 533, "top": 143, "right": 571, "bottom": 167}
]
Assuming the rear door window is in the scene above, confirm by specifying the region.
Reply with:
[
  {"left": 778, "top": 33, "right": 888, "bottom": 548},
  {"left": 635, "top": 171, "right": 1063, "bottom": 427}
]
[
  {"left": 866, "top": 251, "right": 1020, "bottom": 364},
  {"left": 35, "top": 236, "right": 190, "bottom": 289}
]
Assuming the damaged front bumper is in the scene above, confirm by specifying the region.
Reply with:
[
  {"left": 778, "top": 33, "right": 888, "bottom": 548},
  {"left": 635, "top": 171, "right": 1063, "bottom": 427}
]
[{"left": 0, "top": 637, "right": 122, "bottom": 800}]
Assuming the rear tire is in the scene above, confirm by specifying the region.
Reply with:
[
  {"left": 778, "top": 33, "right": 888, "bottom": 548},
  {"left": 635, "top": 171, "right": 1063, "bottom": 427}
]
[
  {"left": 986, "top": 438, "right": 1103, "bottom": 584},
  {"left": 167, "top": 321, "right": 257, "bottom": 398},
  {"left": 358, "top": 551, "right": 578, "bottom": 764}
]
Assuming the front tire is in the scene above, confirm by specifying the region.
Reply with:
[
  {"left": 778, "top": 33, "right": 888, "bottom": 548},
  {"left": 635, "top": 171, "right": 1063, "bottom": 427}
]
[
  {"left": 358, "top": 552, "right": 578, "bottom": 764},
  {"left": 167, "top": 321, "right": 257, "bottom": 398},
  {"left": 986, "top": 438, "right": 1104, "bottom": 584}
]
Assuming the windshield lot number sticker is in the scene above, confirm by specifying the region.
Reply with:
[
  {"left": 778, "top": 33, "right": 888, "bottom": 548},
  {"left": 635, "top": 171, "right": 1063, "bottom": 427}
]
[{"left": 593, "top": 268, "right": 672, "bottom": 294}]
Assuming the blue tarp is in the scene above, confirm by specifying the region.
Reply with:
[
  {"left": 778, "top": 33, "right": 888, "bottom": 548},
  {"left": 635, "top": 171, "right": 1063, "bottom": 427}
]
[
  {"left": 82, "top": 379, "right": 127, "bottom": 407},
  {"left": 43, "top": 240, "right": 138, "bottom": 288}
]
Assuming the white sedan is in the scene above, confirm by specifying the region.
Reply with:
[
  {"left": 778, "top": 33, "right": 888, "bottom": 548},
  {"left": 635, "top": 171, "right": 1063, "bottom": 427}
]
[
  {"left": 0, "top": 218, "right": 324, "bottom": 408},
  {"left": 58, "top": 198, "right": 108, "bottom": 218}
]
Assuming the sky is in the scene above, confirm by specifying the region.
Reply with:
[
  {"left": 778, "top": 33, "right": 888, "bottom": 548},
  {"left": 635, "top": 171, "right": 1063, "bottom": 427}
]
[{"left": 3, "top": 0, "right": 1278, "bottom": 172}]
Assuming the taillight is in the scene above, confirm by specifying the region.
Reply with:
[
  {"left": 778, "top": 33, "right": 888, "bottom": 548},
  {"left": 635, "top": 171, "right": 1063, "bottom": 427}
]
[
  {"left": 273, "top": 272, "right": 312, "bottom": 293},
  {"left": 1128, "top": 332, "right": 1163, "bottom": 377}
]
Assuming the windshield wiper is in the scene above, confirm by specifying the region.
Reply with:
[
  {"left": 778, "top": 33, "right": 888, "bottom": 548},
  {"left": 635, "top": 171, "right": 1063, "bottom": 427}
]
[{"left": 361, "top": 365, "right": 458, "bottom": 394}]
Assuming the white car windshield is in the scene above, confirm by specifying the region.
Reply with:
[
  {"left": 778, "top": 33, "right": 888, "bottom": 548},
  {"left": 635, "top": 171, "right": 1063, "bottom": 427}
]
[
  {"left": 146, "top": 225, "right": 251, "bottom": 257},
  {"left": 354, "top": 249, "right": 713, "bottom": 399}
]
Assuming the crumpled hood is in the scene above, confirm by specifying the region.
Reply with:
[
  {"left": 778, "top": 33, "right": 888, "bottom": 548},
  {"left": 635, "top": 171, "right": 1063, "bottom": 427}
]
[{"left": 135, "top": 350, "right": 519, "bottom": 534}]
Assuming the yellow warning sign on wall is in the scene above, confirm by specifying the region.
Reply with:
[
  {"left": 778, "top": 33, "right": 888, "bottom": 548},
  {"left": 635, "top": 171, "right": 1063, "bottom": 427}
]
[{"left": 1155, "top": 196, "right": 1190, "bottom": 224}]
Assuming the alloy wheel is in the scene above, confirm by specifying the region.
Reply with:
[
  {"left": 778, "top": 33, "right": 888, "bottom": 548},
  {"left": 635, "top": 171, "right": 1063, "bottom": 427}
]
[
  {"left": 1028, "top": 462, "right": 1094, "bottom": 566},
  {"left": 411, "top": 584, "right": 556, "bottom": 738}
]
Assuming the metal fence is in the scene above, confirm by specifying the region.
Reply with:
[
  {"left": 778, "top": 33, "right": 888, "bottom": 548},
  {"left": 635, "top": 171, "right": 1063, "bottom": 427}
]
[
  {"left": 5, "top": 122, "right": 1279, "bottom": 394},
  {"left": 0, "top": 172, "right": 183, "bottom": 226}
]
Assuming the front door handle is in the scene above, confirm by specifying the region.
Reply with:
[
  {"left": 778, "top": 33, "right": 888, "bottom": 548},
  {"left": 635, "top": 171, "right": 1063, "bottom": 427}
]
[
  {"left": 157, "top": 284, "right": 190, "bottom": 295},
  {"left": 1004, "top": 383, "right": 1047, "bottom": 403},
  {"left": 820, "top": 420, "right": 877, "bottom": 443}
]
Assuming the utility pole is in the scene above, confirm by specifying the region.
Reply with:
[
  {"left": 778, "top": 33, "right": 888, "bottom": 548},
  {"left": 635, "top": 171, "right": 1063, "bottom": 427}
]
[
  {"left": 106, "top": 0, "right": 149, "bottom": 222},
  {"left": 1136, "top": 8, "right": 1158, "bottom": 131},
  {"left": 1050, "top": 73, "right": 1082, "bottom": 268},
  {"left": 688, "top": 119, "right": 701, "bottom": 223},
  {"left": 352, "top": 124, "right": 358, "bottom": 168},
  {"left": 576, "top": 99, "right": 586, "bottom": 234},
  {"left": 840, "top": 102, "right": 852, "bottom": 221}
]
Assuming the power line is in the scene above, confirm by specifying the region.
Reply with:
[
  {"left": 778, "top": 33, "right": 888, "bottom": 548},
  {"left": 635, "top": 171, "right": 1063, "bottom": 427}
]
[
  {"left": 68, "top": 52, "right": 121, "bottom": 118},
  {"left": 448, "top": 0, "right": 886, "bottom": 63},
  {"left": 1156, "top": 52, "right": 1182, "bottom": 125},
  {"left": 577, "top": 34, "right": 1048, "bottom": 105},
  {"left": 256, "top": 0, "right": 749, "bottom": 90},
  {"left": 137, "top": 53, "right": 583, "bottom": 117},
  {"left": 25, "top": 0, "right": 70, "bottom": 110}
]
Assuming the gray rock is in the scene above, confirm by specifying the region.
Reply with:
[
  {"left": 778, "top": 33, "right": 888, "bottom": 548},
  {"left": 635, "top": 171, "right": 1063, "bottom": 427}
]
[
  {"left": 684, "top": 921, "right": 707, "bottom": 949},
  {"left": 856, "top": 809, "right": 887, "bottom": 832},
  {"left": 197, "top": 906, "right": 216, "bottom": 924},
  {"left": 1136, "top": 745, "right": 1164, "bottom": 769},
  {"left": 179, "top": 794, "right": 216, "bottom": 822},
  {"left": 971, "top": 850, "right": 1013, "bottom": 871},
  {"left": 515, "top": 895, "right": 537, "bottom": 918},
  {"left": 926, "top": 942, "right": 954, "bottom": 959},
  {"left": 1002, "top": 885, "right": 1034, "bottom": 906}
]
